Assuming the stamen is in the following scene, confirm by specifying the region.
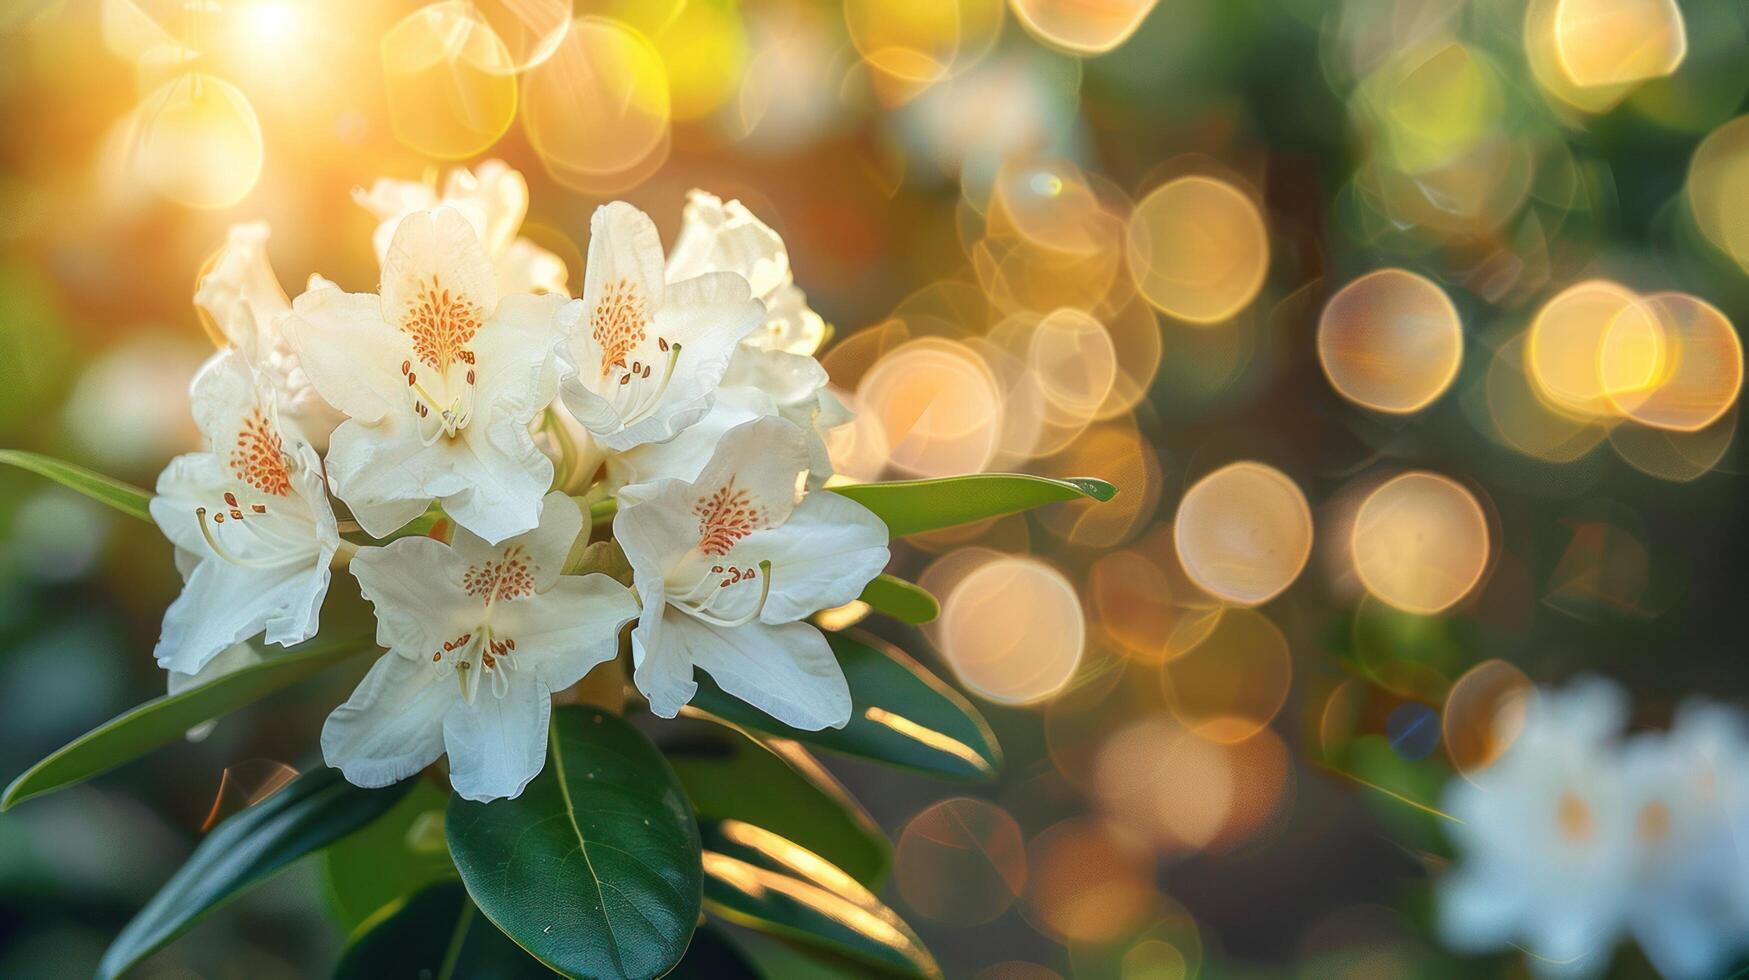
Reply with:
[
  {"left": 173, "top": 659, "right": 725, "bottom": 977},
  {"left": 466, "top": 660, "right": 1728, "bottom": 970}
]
[
  {"left": 611, "top": 341, "right": 682, "bottom": 425},
  {"left": 686, "top": 560, "right": 773, "bottom": 629},
  {"left": 195, "top": 507, "right": 282, "bottom": 568}
]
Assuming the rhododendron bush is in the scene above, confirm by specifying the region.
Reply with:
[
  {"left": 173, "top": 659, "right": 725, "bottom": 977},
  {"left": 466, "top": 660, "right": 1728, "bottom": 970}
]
[{"left": 0, "top": 167, "right": 1114, "bottom": 979}]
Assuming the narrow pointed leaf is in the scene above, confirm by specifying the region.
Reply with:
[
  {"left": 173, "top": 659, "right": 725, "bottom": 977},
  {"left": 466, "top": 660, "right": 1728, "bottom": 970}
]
[
  {"left": 2, "top": 632, "right": 375, "bottom": 810},
  {"left": 98, "top": 768, "right": 415, "bottom": 979},
  {"left": 701, "top": 820, "right": 940, "bottom": 979},
  {"left": 446, "top": 707, "right": 702, "bottom": 980},
  {"left": 688, "top": 630, "right": 1000, "bottom": 782},
  {"left": 828, "top": 473, "right": 1115, "bottom": 537},
  {"left": 857, "top": 574, "right": 938, "bottom": 625},
  {"left": 334, "top": 881, "right": 552, "bottom": 980},
  {"left": 323, "top": 778, "right": 456, "bottom": 933},
  {"left": 0, "top": 448, "right": 152, "bottom": 522},
  {"left": 666, "top": 727, "right": 890, "bottom": 888}
]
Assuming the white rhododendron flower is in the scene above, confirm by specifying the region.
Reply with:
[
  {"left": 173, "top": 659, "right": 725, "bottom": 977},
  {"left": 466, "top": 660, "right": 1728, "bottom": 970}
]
[
  {"left": 285, "top": 207, "right": 565, "bottom": 543},
  {"left": 149, "top": 349, "right": 339, "bottom": 676},
  {"left": 323, "top": 491, "right": 638, "bottom": 802},
  {"left": 1438, "top": 677, "right": 1749, "bottom": 978},
  {"left": 666, "top": 189, "right": 826, "bottom": 357},
  {"left": 556, "top": 202, "right": 765, "bottom": 452},
  {"left": 615, "top": 416, "right": 889, "bottom": 730},
  {"left": 356, "top": 160, "right": 569, "bottom": 297},
  {"left": 193, "top": 221, "right": 344, "bottom": 448}
]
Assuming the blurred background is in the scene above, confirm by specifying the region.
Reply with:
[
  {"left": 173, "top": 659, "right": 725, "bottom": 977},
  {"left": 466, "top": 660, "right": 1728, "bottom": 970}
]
[{"left": 2, "top": 0, "right": 1747, "bottom": 977}]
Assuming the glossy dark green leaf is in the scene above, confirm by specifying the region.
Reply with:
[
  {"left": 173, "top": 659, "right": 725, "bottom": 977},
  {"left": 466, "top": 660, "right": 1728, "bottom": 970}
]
[
  {"left": 0, "top": 448, "right": 152, "bottom": 521},
  {"left": 98, "top": 768, "right": 414, "bottom": 980},
  {"left": 700, "top": 821, "right": 940, "bottom": 979},
  {"left": 2, "top": 631, "right": 375, "bottom": 810},
  {"left": 828, "top": 473, "right": 1116, "bottom": 537},
  {"left": 323, "top": 778, "right": 456, "bottom": 933},
  {"left": 446, "top": 707, "right": 702, "bottom": 980},
  {"left": 689, "top": 630, "right": 1000, "bottom": 782},
  {"left": 857, "top": 574, "right": 939, "bottom": 625},
  {"left": 334, "top": 881, "right": 552, "bottom": 980},
  {"left": 666, "top": 727, "right": 889, "bottom": 888}
]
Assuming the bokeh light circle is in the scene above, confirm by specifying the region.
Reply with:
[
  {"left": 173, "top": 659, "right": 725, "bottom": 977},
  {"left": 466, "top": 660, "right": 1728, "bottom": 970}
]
[
  {"left": 1126, "top": 176, "right": 1270, "bottom": 324},
  {"left": 858, "top": 337, "right": 1004, "bottom": 478},
  {"left": 520, "top": 17, "right": 670, "bottom": 191},
  {"left": 381, "top": 2, "right": 518, "bottom": 160},
  {"left": 895, "top": 797, "right": 1027, "bottom": 926},
  {"left": 1350, "top": 472, "right": 1491, "bottom": 615},
  {"left": 1174, "top": 462, "right": 1313, "bottom": 605},
  {"left": 1526, "top": 279, "right": 1665, "bottom": 417},
  {"left": 1688, "top": 115, "right": 1749, "bottom": 270},
  {"left": 132, "top": 73, "right": 263, "bottom": 209},
  {"left": 1160, "top": 607, "right": 1293, "bottom": 743},
  {"left": 1025, "top": 818, "right": 1158, "bottom": 944},
  {"left": 939, "top": 556, "right": 1085, "bottom": 706},
  {"left": 1615, "top": 291, "right": 1743, "bottom": 432},
  {"left": 1443, "top": 659, "right": 1535, "bottom": 781},
  {"left": 1009, "top": 0, "right": 1159, "bottom": 55},
  {"left": 1317, "top": 269, "right": 1463, "bottom": 414}
]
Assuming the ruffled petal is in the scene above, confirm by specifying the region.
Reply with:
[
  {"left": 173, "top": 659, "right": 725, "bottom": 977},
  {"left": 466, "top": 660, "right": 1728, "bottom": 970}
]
[
  {"left": 321, "top": 651, "right": 453, "bottom": 789},
  {"left": 738, "top": 489, "right": 889, "bottom": 624},
  {"left": 667, "top": 614, "right": 850, "bottom": 731},
  {"left": 495, "top": 573, "right": 639, "bottom": 691},
  {"left": 442, "top": 673, "right": 552, "bottom": 802}
]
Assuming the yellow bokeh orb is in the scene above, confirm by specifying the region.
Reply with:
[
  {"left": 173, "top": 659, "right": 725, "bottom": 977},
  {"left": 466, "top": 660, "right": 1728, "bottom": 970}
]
[
  {"left": 1688, "top": 116, "right": 1749, "bottom": 271},
  {"left": 381, "top": 1, "right": 518, "bottom": 160},
  {"left": 1174, "top": 462, "right": 1312, "bottom": 606},
  {"left": 1318, "top": 269, "right": 1464, "bottom": 414},
  {"left": 858, "top": 338, "right": 1004, "bottom": 478},
  {"left": 939, "top": 556, "right": 1085, "bottom": 706},
  {"left": 1126, "top": 176, "right": 1270, "bottom": 325},
  {"left": 1551, "top": 0, "right": 1687, "bottom": 89},
  {"left": 1616, "top": 291, "right": 1744, "bottom": 432},
  {"left": 1526, "top": 279, "right": 1665, "bottom": 418},
  {"left": 132, "top": 72, "right": 263, "bottom": 209},
  {"left": 1008, "top": 0, "right": 1158, "bottom": 56},
  {"left": 1350, "top": 472, "right": 1491, "bottom": 615},
  {"left": 520, "top": 17, "right": 670, "bottom": 189}
]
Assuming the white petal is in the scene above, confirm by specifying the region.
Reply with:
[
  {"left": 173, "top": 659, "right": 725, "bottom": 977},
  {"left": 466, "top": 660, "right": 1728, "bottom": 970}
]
[
  {"left": 448, "top": 490, "right": 582, "bottom": 592},
  {"left": 687, "top": 416, "right": 810, "bottom": 531},
  {"left": 323, "top": 420, "right": 447, "bottom": 539},
  {"left": 193, "top": 221, "right": 289, "bottom": 360},
  {"left": 666, "top": 614, "right": 850, "bottom": 730},
  {"left": 350, "top": 537, "right": 469, "bottom": 657},
  {"left": 187, "top": 349, "right": 261, "bottom": 453},
  {"left": 740, "top": 490, "right": 889, "bottom": 624},
  {"left": 471, "top": 291, "right": 563, "bottom": 421},
  {"left": 609, "top": 385, "right": 775, "bottom": 488},
  {"left": 583, "top": 201, "right": 666, "bottom": 313},
  {"left": 443, "top": 673, "right": 552, "bottom": 802},
  {"left": 380, "top": 207, "right": 497, "bottom": 340},
  {"left": 497, "top": 237, "right": 569, "bottom": 296},
  {"left": 150, "top": 452, "right": 232, "bottom": 556},
  {"left": 446, "top": 417, "right": 553, "bottom": 544},
  {"left": 322, "top": 651, "right": 453, "bottom": 789},
  {"left": 1437, "top": 865, "right": 1525, "bottom": 952},
  {"left": 613, "top": 480, "right": 704, "bottom": 587},
  {"left": 630, "top": 598, "right": 696, "bottom": 719},
  {"left": 282, "top": 285, "right": 407, "bottom": 424},
  {"left": 722, "top": 347, "right": 827, "bottom": 408},
  {"left": 153, "top": 556, "right": 329, "bottom": 673},
  {"left": 496, "top": 574, "right": 639, "bottom": 691}
]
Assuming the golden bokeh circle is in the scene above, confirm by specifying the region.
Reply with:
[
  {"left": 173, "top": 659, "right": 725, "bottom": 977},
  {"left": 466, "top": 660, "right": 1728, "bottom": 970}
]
[
  {"left": 894, "top": 797, "right": 1027, "bottom": 926},
  {"left": 1009, "top": 0, "right": 1159, "bottom": 55},
  {"left": 471, "top": 0, "right": 573, "bottom": 72},
  {"left": 1350, "top": 472, "right": 1491, "bottom": 615},
  {"left": 1126, "top": 176, "right": 1270, "bottom": 325},
  {"left": 1615, "top": 291, "right": 1743, "bottom": 432},
  {"left": 1027, "top": 307, "right": 1118, "bottom": 421},
  {"left": 520, "top": 17, "right": 670, "bottom": 189},
  {"left": 1688, "top": 115, "right": 1749, "bottom": 270},
  {"left": 857, "top": 337, "right": 1005, "bottom": 478},
  {"left": 1174, "top": 462, "right": 1313, "bottom": 606},
  {"left": 842, "top": 0, "right": 1005, "bottom": 84},
  {"left": 1317, "top": 269, "right": 1464, "bottom": 414},
  {"left": 1551, "top": 0, "right": 1687, "bottom": 89},
  {"left": 381, "top": 2, "right": 518, "bottom": 160},
  {"left": 1025, "top": 818, "right": 1158, "bottom": 944},
  {"left": 132, "top": 73, "right": 263, "bottom": 209},
  {"left": 1159, "top": 607, "right": 1293, "bottom": 743},
  {"left": 1094, "top": 717, "right": 1233, "bottom": 851},
  {"left": 1525, "top": 279, "right": 1665, "bottom": 417},
  {"left": 939, "top": 556, "right": 1086, "bottom": 706},
  {"left": 1443, "top": 659, "right": 1535, "bottom": 781}
]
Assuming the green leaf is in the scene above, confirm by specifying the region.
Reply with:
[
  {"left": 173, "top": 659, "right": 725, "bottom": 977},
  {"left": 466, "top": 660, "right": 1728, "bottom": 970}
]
[
  {"left": 701, "top": 820, "right": 940, "bottom": 979},
  {"left": 446, "top": 706, "right": 702, "bottom": 980},
  {"left": 828, "top": 473, "right": 1115, "bottom": 537},
  {"left": 856, "top": 574, "right": 939, "bottom": 625},
  {"left": 323, "top": 778, "right": 457, "bottom": 934},
  {"left": 334, "top": 881, "right": 552, "bottom": 980},
  {"left": 98, "top": 768, "right": 415, "bottom": 980},
  {"left": 668, "top": 923, "right": 761, "bottom": 979},
  {"left": 688, "top": 630, "right": 1000, "bottom": 782},
  {"left": 0, "top": 448, "right": 152, "bottom": 522},
  {"left": 2, "top": 631, "right": 375, "bottom": 810},
  {"left": 666, "top": 727, "right": 890, "bottom": 888}
]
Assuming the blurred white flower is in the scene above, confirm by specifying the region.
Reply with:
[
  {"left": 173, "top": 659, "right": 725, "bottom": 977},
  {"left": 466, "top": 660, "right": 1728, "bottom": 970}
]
[
  {"left": 1439, "top": 677, "right": 1749, "bottom": 979},
  {"left": 667, "top": 189, "right": 825, "bottom": 357},
  {"left": 614, "top": 416, "right": 888, "bottom": 730},
  {"left": 323, "top": 490, "right": 637, "bottom": 802},
  {"left": 194, "top": 221, "right": 344, "bottom": 449},
  {"left": 283, "top": 207, "right": 565, "bottom": 544},
  {"left": 149, "top": 349, "right": 338, "bottom": 676},
  {"left": 555, "top": 202, "right": 764, "bottom": 452},
  {"left": 355, "top": 160, "right": 569, "bottom": 297}
]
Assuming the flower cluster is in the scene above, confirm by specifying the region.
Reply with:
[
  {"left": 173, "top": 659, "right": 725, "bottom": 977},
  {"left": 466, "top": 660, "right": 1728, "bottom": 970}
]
[
  {"left": 1439, "top": 676, "right": 1749, "bottom": 979},
  {"left": 155, "top": 164, "right": 888, "bottom": 802}
]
